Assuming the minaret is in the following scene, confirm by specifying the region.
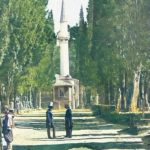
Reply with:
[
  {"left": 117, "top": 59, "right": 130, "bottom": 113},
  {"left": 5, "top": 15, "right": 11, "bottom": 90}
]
[
  {"left": 53, "top": 0, "right": 79, "bottom": 109},
  {"left": 58, "top": 0, "right": 70, "bottom": 76}
]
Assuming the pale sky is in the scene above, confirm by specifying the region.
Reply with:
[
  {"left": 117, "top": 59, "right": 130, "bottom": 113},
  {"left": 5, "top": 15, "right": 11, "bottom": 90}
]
[{"left": 47, "top": 0, "right": 89, "bottom": 33}]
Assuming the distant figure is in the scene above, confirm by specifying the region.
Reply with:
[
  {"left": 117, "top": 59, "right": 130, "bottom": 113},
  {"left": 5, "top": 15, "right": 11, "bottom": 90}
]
[
  {"left": 15, "top": 101, "right": 20, "bottom": 114},
  {"left": 46, "top": 106, "right": 55, "bottom": 139},
  {"left": 9, "top": 109, "right": 15, "bottom": 128},
  {"left": 2, "top": 109, "right": 14, "bottom": 150},
  {"left": 64, "top": 104, "right": 73, "bottom": 138}
]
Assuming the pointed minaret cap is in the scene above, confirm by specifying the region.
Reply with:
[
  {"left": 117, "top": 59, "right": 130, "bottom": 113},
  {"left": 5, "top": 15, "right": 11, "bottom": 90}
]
[{"left": 60, "top": 0, "right": 66, "bottom": 22}]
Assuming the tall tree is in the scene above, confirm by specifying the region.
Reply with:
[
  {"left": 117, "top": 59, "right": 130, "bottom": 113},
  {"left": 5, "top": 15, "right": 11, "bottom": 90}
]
[{"left": 0, "top": 0, "right": 55, "bottom": 107}]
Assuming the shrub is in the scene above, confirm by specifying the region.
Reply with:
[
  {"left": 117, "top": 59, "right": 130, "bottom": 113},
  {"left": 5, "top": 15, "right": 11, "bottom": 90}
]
[{"left": 91, "top": 105, "right": 142, "bottom": 127}]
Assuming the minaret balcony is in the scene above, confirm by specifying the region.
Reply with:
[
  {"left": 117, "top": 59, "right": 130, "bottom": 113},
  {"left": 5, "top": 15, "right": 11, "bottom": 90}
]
[
  {"left": 58, "top": 32, "right": 70, "bottom": 41},
  {"left": 58, "top": 37, "right": 69, "bottom": 41}
]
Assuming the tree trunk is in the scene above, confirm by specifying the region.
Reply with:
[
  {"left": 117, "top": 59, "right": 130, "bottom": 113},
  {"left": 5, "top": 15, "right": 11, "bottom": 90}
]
[
  {"left": 79, "top": 85, "right": 84, "bottom": 108},
  {"left": 130, "top": 65, "right": 141, "bottom": 112},
  {"left": 108, "top": 80, "right": 113, "bottom": 105},
  {"left": 85, "top": 88, "right": 91, "bottom": 106},
  {"left": 95, "top": 94, "right": 99, "bottom": 105},
  {"left": 145, "top": 92, "right": 150, "bottom": 111},
  {"left": 38, "top": 91, "right": 42, "bottom": 109},
  {"left": 0, "top": 119, "right": 2, "bottom": 150},
  {"left": 116, "top": 88, "right": 121, "bottom": 112},
  {"left": 32, "top": 88, "right": 37, "bottom": 109},
  {"left": 121, "top": 72, "right": 127, "bottom": 111},
  {"left": 0, "top": 101, "right": 3, "bottom": 150},
  {"left": 104, "top": 82, "right": 109, "bottom": 105},
  {"left": 29, "top": 86, "right": 33, "bottom": 108},
  {"left": 144, "top": 73, "right": 150, "bottom": 111},
  {"left": 108, "top": 80, "right": 111, "bottom": 105}
]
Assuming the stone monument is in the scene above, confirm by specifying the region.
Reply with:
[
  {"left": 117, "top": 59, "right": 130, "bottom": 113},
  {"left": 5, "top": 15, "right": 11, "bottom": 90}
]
[{"left": 53, "top": 0, "right": 79, "bottom": 109}]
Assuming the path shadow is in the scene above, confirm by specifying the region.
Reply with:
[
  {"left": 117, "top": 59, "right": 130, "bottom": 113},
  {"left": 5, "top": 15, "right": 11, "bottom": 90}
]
[
  {"left": 13, "top": 141, "right": 145, "bottom": 150},
  {"left": 14, "top": 112, "right": 145, "bottom": 150}
]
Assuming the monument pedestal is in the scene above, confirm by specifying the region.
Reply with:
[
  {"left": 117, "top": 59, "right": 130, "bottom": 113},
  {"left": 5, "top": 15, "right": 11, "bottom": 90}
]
[{"left": 53, "top": 75, "right": 79, "bottom": 109}]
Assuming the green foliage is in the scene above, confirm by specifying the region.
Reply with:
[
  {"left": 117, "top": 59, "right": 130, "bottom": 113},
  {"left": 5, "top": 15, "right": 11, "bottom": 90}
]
[
  {"left": 91, "top": 105, "right": 142, "bottom": 127},
  {"left": 91, "top": 105, "right": 116, "bottom": 116},
  {"left": 0, "top": 0, "right": 55, "bottom": 105},
  {"left": 69, "top": 0, "right": 150, "bottom": 110},
  {"left": 0, "top": 0, "right": 10, "bottom": 65}
]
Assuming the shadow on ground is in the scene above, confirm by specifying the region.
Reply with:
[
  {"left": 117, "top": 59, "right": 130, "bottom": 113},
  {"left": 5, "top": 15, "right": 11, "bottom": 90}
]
[
  {"left": 13, "top": 111, "right": 145, "bottom": 150},
  {"left": 13, "top": 142, "right": 144, "bottom": 150}
]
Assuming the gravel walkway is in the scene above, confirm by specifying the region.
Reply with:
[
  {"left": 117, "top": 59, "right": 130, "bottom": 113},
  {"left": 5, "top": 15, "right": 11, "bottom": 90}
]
[{"left": 11, "top": 110, "right": 145, "bottom": 150}]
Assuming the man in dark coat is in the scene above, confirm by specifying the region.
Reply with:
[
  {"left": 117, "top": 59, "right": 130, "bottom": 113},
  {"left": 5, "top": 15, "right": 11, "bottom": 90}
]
[
  {"left": 64, "top": 104, "right": 73, "bottom": 138},
  {"left": 46, "top": 106, "right": 55, "bottom": 138}
]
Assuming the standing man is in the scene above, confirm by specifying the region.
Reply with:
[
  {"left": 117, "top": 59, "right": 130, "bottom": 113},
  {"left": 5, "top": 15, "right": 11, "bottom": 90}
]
[
  {"left": 2, "top": 109, "right": 14, "bottom": 150},
  {"left": 46, "top": 106, "right": 55, "bottom": 139},
  {"left": 64, "top": 104, "right": 73, "bottom": 138}
]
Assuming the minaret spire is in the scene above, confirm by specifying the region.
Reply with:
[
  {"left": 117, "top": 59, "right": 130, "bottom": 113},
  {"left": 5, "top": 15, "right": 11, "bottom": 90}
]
[{"left": 60, "top": 0, "right": 66, "bottom": 22}]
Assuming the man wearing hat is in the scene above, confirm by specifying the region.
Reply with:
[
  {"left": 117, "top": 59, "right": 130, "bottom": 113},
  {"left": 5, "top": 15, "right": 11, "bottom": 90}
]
[
  {"left": 64, "top": 104, "right": 73, "bottom": 138},
  {"left": 46, "top": 105, "right": 55, "bottom": 139}
]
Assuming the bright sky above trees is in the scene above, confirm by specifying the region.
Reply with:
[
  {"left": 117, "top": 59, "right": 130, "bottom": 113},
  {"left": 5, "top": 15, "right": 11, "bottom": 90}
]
[{"left": 47, "top": 0, "right": 89, "bottom": 33}]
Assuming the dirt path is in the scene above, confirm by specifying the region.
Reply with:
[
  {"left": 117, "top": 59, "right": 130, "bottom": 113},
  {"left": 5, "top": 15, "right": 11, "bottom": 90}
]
[{"left": 11, "top": 109, "right": 145, "bottom": 150}]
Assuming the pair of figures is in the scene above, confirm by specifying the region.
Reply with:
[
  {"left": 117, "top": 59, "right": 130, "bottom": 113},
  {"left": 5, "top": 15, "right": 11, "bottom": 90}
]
[{"left": 46, "top": 104, "right": 73, "bottom": 139}]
